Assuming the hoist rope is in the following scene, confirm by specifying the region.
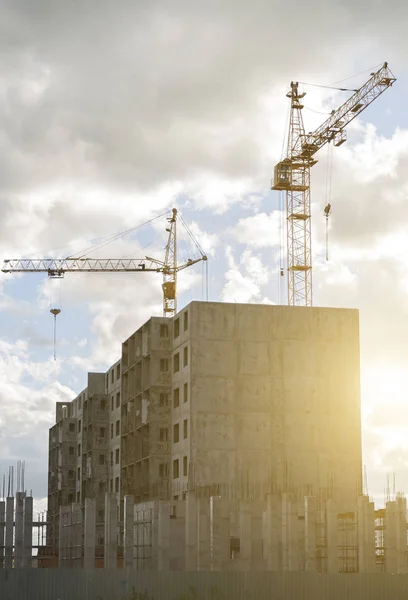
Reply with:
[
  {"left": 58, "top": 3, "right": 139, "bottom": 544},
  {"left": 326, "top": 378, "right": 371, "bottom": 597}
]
[{"left": 66, "top": 211, "right": 169, "bottom": 259}]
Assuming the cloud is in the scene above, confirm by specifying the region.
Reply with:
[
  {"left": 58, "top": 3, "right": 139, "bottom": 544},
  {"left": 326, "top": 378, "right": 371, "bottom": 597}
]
[
  {"left": 0, "top": 0, "right": 407, "bottom": 505},
  {"left": 230, "top": 211, "right": 282, "bottom": 248},
  {"left": 222, "top": 246, "right": 273, "bottom": 303},
  {"left": 0, "top": 340, "right": 75, "bottom": 497}
]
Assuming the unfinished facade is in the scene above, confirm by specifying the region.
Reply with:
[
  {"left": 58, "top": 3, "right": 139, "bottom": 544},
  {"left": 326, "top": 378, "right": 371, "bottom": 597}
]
[
  {"left": 120, "top": 317, "right": 172, "bottom": 504},
  {"left": 48, "top": 301, "right": 363, "bottom": 567},
  {"left": 47, "top": 368, "right": 122, "bottom": 554},
  {"left": 170, "top": 302, "right": 362, "bottom": 506}
]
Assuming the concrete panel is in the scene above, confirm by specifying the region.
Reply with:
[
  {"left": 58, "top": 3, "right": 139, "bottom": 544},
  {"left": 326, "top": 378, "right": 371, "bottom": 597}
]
[
  {"left": 236, "top": 376, "right": 271, "bottom": 412},
  {"left": 185, "top": 493, "right": 198, "bottom": 570},
  {"left": 192, "top": 376, "right": 235, "bottom": 412},
  {"left": 193, "top": 450, "right": 236, "bottom": 485},
  {"left": 236, "top": 304, "right": 272, "bottom": 341},
  {"left": 104, "top": 493, "right": 117, "bottom": 568},
  {"left": 123, "top": 495, "right": 134, "bottom": 569},
  {"left": 235, "top": 414, "right": 271, "bottom": 450},
  {"left": 193, "top": 413, "right": 235, "bottom": 450},
  {"left": 84, "top": 498, "right": 96, "bottom": 569},
  {"left": 193, "top": 303, "right": 236, "bottom": 340},
  {"left": 238, "top": 341, "right": 270, "bottom": 375},
  {"left": 270, "top": 343, "right": 283, "bottom": 377},
  {"left": 193, "top": 340, "right": 238, "bottom": 377}
]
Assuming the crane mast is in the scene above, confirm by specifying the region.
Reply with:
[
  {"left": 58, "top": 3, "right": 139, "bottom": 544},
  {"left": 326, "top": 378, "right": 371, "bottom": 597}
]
[
  {"left": 2, "top": 208, "right": 207, "bottom": 318},
  {"left": 272, "top": 62, "right": 396, "bottom": 306}
]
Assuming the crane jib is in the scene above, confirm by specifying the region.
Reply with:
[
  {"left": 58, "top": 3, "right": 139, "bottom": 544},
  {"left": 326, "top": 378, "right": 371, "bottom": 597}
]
[{"left": 271, "top": 61, "right": 396, "bottom": 307}]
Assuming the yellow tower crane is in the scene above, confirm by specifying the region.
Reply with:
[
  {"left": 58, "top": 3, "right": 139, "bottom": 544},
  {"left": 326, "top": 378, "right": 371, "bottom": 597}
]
[
  {"left": 272, "top": 62, "right": 396, "bottom": 306},
  {"left": 2, "top": 207, "right": 207, "bottom": 318}
]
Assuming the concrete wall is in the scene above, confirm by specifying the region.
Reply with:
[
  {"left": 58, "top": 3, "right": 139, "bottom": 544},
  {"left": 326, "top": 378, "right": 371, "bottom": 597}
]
[
  {"left": 6, "top": 570, "right": 408, "bottom": 600},
  {"left": 183, "top": 302, "right": 361, "bottom": 507}
]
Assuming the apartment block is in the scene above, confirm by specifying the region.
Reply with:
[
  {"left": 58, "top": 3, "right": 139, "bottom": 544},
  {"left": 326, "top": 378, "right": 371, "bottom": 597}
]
[
  {"left": 47, "top": 369, "right": 121, "bottom": 552},
  {"left": 120, "top": 317, "right": 172, "bottom": 504},
  {"left": 48, "top": 301, "right": 362, "bottom": 557},
  {"left": 169, "top": 302, "right": 362, "bottom": 507}
]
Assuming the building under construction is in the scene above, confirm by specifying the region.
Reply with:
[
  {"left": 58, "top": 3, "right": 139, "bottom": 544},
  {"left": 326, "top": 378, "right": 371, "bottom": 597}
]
[{"left": 44, "top": 300, "right": 403, "bottom": 572}]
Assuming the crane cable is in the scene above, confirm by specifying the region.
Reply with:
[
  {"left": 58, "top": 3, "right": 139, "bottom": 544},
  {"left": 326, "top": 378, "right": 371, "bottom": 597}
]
[
  {"left": 298, "top": 62, "right": 384, "bottom": 93},
  {"left": 324, "top": 142, "right": 334, "bottom": 261},
  {"left": 48, "top": 277, "right": 63, "bottom": 361},
  {"left": 66, "top": 211, "right": 169, "bottom": 259}
]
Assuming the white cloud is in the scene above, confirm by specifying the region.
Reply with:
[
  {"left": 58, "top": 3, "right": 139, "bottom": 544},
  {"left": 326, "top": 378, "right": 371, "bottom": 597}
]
[
  {"left": 222, "top": 246, "right": 272, "bottom": 304},
  {"left": 1, "top": 0, "right": 408, "bottom": 505},
  {"left": 230, "top": 211, "right": 282, "bottom": 248}
]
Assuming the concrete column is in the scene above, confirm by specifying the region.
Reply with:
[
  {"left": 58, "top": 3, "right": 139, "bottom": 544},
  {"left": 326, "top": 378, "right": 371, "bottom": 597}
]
[
  {"left": 263, "top": 494, "right": 280, "bottom": 571},
  {"left": 22, "top": 495, "right": 33, "bottom": 568},
  {"left": 281, "top": 494, "right": 299, "bottom": 571},
  {"left": 58, "top": 507, "right": 63, "bottom": 567},
  {"left": 0, "top": 501, "right": 5, "bottom": 569},
  {"left": 396, "top": 496, "right": 407, "bottom": 574},
  {"left": 123, "top": 495, "right": 134, "bottom": 569},
  {"left": 210, "top": 496, "right": 229, "bottom": 571},
  {"left": 84, "top": 499, "right": 96, "bottom": 569},
  {"left": 357, "top": 495, "right": 376, "bottom": 573},
  {"left": 251, "top": 500, "right": 264, "bottom": 570},
  {"left": 14, "top": 492, "right": 25, "bottom": 568},
  {"left": 385, "top": 501, "right": 398, "bottom": 573},
  {"left": 239, "top": 500, "right": 251, "bottom": 571},
  {"left": 72, "top": 503, "right": 83, "bottom": 568},
  {"left": 157, "top": 502, "right": 170, "bottom": 570},
  {"left": 197, "top": 496, "right": 210, "bottom": 570},
  {"left": 5, "top": 497, "right": 13, "bottom": 570},
  {"left": 304, "top": 496, "right": 317, "bottom": 572},
  {"left": 104, "top": 493, "right": 117, "bottom": 568},
  {"left": 185, "top": 492, "right": 198, "bottom": 570},
  {"left": 58, "top": 506, "right": 64, "bottom": 568},
  {"left": 326, "top": 499, "right": 338, "bottom": 573}
]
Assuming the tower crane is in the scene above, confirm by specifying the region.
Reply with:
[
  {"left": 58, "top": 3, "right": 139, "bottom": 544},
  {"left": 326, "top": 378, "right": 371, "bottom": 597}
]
[
  {"left": 272, "top": 62, "right": 396, "bottom": 306},
  {"left": 2, "top": 208, "right": 207, "bottom": 318}
]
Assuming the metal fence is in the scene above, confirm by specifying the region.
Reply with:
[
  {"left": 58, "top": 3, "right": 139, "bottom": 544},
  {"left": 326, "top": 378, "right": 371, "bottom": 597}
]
[{"left": 2, "top": 570, "right": 408, "bottom": 600}]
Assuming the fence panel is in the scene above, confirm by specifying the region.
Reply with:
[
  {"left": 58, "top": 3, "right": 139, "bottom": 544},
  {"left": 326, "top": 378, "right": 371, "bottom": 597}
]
[{"left": 2, "top": 570, "right": 408, "bottom": 600}]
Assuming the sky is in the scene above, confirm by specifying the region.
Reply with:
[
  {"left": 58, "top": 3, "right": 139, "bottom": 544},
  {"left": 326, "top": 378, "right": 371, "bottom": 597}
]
[{"left": 1, "top": 0, "right": 408, "bottom": 511}]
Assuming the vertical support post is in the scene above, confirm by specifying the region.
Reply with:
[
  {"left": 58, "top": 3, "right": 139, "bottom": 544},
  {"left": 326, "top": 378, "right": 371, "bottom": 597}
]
[
  {"left": 123, "top": 495, "right": 134, "bottom": 569},
  {"left": 84, "top": 499, "right": 96, "bottom": 569},
  {"left": 14, "top": 491, "right": 25, "bottom": 568},
  {"left": 396, "top": 496, "right": 407, "bottom": 574},
  {"left": 251, "top": 500, "right": 264, "bottom": 570},
  {"left": 22, "top": 495, "right": 33, "bottom": 568},
  {"left": 185, "top": 492, "right": 198, "bottom": 570},
  {"left": 72, "top": 503, "right": 82, "bottom": 568},
  {"left": 281, "top": 493, "right": 299, "bottom": 571},
  {"left": 263, "top": 494, "right": 280, "bottom": 571},
  {"left": 157, "top": 502, "right": 170, "bottom": 570},
  {"left": 197, "top": 496, "right": 210, "bottom": 571},
  {"left": 5, "top": 497, "right": 14, "bottom": 569},
  {"left": 210, "top": 497, "right": 229, "bottom": 571},
  {"left": 239, "top": 500, "right": 251, "bottom": 571},
  {"left": 385, "top": 500, "right": 398, "bottom": 573},
  {"left": 0, "top": 501, "right": 5, "bottom": 569},
  {"left": 304, "top": 496, "right": 317, "bottom": 571},
  {"left": 58, "top": 506, "right": 64, "bottom": 568},
  {"left": 357, "top": 495, "right": 376, "bottom": 573},
  {"left": 326, "top": 499, "right": 338, "bottom": 573},
  {"left": 104, "top": 493, "right": 117, "bottom": 568}
]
